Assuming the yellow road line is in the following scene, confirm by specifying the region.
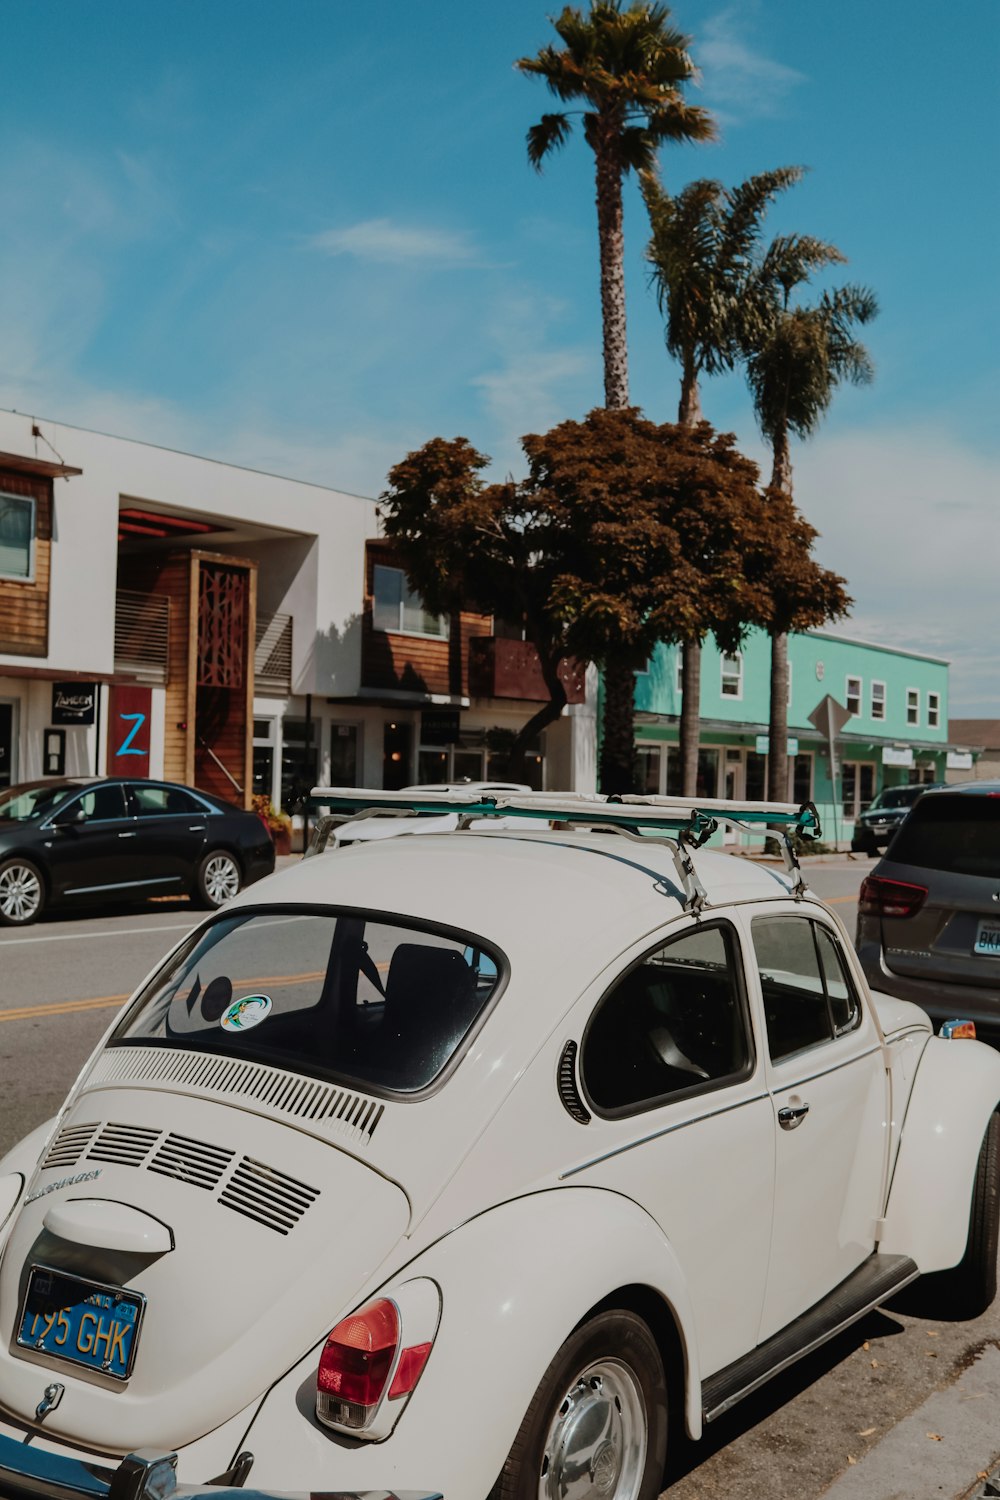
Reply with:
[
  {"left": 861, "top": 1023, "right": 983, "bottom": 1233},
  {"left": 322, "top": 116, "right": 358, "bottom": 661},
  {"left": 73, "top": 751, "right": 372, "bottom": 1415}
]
[{"left": 0, "top": 994, "right": 131, "bottom": 1023}]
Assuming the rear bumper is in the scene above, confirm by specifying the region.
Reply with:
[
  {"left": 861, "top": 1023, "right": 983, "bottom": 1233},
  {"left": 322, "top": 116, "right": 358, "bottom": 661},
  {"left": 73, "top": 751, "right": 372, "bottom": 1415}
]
[{"left": 0, "top": 1432, "right": 441, "bottom": 1500}]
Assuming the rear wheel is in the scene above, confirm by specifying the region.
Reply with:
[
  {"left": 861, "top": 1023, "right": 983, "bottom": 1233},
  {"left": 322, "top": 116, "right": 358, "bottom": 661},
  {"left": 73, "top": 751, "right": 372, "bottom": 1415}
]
[
  {"left": 0, "top": 858, "right": 45, "bottom": 926},
  {"left": 494, "top": 1310, "right": 667, "bottom": 1500},
  {"left": 195, "top": 850, "right": 242, "bottom": 909},
  {"left": 929, "top": 1111, "right": 1000, "bottom": 1319}
]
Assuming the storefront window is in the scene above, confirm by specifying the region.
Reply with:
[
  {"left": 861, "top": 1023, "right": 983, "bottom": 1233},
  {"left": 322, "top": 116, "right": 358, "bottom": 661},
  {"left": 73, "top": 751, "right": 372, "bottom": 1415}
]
[
  {"left": 791, "top": 754, "right": 812, "bottom": 804},
  {"left": 252, "top": 718, "right": 276, "bottom": 804},
  {"left": 746, "top": 750, "right": 767, "bottom": 801},
  {"left": 281, "top": 718, "right": 319, "bottom": 810},
  {"left": 637, "top": 744, "right": 662, "bottom": 795},
  {"left": 329, "top": 723, "right": 360, "bottom": 786},
  {"left": 842, "top": 761, "right": 876, "bottom": 819},
  {"left": 0, "top": 701, "right": 15, "bottom": 788}
]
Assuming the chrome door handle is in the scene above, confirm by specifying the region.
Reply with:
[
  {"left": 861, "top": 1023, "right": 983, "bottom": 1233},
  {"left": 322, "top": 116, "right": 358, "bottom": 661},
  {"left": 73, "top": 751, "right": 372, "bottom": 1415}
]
[
  {"left": 189, "top": 825, "right": 207, "bottom": 832},
  {"left": 117, "top": 831, "right": 138, "bottom": 839},
  {"left": 778, "top": 1103, "right": 810, "bottom": 1130}
]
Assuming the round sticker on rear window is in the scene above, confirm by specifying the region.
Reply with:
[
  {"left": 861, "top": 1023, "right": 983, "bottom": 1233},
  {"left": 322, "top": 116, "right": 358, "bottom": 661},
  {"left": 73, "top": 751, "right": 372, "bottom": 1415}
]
[{"left": 221, "top": 994, "right": 272, "bottom": 1033}]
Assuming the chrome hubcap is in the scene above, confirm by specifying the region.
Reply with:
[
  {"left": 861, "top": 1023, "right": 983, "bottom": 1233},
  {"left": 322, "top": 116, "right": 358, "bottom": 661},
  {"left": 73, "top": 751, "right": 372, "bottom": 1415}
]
[
  {"left": 538, "top": 1359, "right": 646, "bottom": 1500},
  {"left": 204, "top": 856, "right": 240, "bottom": 905},
  {"left": 0, "top": 865, "right": 42, "bottom": 922}
]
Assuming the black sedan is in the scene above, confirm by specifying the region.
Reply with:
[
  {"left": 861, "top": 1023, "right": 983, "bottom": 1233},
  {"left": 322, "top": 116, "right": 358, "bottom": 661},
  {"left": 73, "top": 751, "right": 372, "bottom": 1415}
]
[
  {"left": 0, "top": 777, "right": 275, "bottom": 926},
  {"left": 850, "top": 781, "right": 945, "bottom": 855}
]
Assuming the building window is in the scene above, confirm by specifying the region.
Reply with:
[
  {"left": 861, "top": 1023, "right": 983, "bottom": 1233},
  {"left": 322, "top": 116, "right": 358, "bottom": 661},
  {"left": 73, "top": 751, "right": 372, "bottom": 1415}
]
[
  {"left": 871, "top": 681, "right": 886, "bottom": 721},
  {"left": 0, "top": 493, "right": 34, "bottom": 581},
  {"left": 720, "top": 652, "right": 743, "bottom": 699},
  {"left": 843, "top": 761, "right": 876, "bottom": 819},
  {"left": 372, "top": 564, "right": 448, "bottom": 638},
  {"left": 789, "top": 753, "right": 813, "bottom": 804},
  {"left": 846, "top": 676, "right": 862, "bottom": 717},
  {"left": 906, "top": 689, "right": 920, "bottom": 726},
  {"left": 416, "top": 736, "right": 545, "bottom": 791},
  {"left": 637, "top": 743, "right": 662, "bottom": 795},
  {"left": 675, "top": 654, "right": 684, "bottom": 696},
  {"left": 252, "top": 718, "right": 277, "bottom": 804},
  {"left": 281, "top": 718, "right": 319, "bottom": 810},
  {"left": 928, "top": 691, "right": 940, "bottom": 728},
  {"left": 787, "top": 661, "right": 793, "bottom": 708},
  {"left": 329, "top": 723, "right": 360, "bottom": 786}
]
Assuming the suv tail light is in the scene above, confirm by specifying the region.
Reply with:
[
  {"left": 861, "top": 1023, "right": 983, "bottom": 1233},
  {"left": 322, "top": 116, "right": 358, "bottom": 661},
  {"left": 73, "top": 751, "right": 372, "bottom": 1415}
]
[
  {"left": 316, "top": 1281, "right": 439, "bottom": 1439},
  {"left": 859, "top": 875, "right": 928, "bottom": 919}
]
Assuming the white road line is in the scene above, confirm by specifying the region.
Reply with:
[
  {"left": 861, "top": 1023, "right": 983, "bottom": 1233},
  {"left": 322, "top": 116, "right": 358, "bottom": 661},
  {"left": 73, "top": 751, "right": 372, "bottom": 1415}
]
[{"left": 0, "top": 921, "right": 199, "bottom": 948}]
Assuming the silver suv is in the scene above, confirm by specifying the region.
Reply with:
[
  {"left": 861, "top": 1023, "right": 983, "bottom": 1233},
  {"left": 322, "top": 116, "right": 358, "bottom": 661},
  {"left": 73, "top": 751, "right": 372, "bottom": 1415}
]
[{"left": 855, "top": 782, "right": 1000, "bottom": 1036}]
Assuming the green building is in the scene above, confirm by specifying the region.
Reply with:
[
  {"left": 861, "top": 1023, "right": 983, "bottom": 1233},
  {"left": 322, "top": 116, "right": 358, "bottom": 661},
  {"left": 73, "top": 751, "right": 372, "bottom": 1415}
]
[{"left": 630, "top": 628, "right": 972, "bottom": 847}]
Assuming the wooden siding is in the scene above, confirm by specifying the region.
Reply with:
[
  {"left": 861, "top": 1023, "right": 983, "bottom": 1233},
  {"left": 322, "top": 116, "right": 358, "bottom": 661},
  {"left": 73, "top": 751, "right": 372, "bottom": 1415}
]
[
  {"left": 0, "top": 469, "right": 51, "bottom": 657},
  {"left": 362, "top": 540, "right": 492, "bottom": 697}
]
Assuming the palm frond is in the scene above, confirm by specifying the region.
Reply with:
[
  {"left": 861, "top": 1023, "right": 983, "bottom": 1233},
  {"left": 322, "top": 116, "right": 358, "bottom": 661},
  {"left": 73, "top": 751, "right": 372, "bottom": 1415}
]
[
  {"left": 720, "top": 166, "right": 805, "bottom": 269},
  {"left": 618, "top": 125, "right": 660, "bottom": 175},
  {"left": 526, "top": 113, "right": 573, "bottom": 169}
]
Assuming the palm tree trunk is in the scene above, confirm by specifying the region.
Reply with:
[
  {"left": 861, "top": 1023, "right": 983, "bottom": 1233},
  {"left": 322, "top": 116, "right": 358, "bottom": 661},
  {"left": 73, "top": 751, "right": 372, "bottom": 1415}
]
[
  {"left": 767, "top": 422, "right": 792, "bottom": 803},
  {"left": 600, "top": 652, "right": 638, "bottom": 795},
  {"left": 594, "top": 131, "right": 629, "bottom": 409},
  {"left": 767, "top": 630, "right": 789, "bottom": 801},
  {"left": 677, "top": 363, "right": 702, "bottom": 797},
  {"left": 679, "top": 638, "right": 701, "bottom": 796}
]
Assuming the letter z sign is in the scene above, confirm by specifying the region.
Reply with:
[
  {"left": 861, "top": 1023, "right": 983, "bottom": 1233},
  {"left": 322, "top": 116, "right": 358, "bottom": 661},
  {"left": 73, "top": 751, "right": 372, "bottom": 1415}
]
[{"left": 108, "top": 685, "right": 152, "bottom": 779}]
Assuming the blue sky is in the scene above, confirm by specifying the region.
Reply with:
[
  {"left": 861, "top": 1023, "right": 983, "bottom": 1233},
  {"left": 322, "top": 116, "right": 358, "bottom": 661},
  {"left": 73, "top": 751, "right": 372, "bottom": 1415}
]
[{"left": 2, "top": 0, "right": 998, "bottom": 710}]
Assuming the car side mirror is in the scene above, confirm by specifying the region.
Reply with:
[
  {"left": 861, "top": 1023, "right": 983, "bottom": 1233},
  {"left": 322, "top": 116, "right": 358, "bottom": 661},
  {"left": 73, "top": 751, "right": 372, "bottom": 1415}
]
[{"left": 51, "top": 807, "right": 87, "bottom": 828}]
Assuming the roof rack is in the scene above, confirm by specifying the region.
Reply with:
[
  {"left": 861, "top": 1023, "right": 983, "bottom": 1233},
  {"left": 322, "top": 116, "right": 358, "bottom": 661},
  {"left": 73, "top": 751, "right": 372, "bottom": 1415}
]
[{"left": 306, "top": 788, "right": 821, "bottom": 912}]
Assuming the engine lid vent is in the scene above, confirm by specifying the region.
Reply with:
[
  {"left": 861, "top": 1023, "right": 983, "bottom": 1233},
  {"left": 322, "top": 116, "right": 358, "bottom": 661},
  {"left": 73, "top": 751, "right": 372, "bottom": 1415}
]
[
  {"left": 148, "top": 1132, "right": 235, "bottom": 1191},
  {"left": 218, "top": 1157, "right": 319, "bottom": 1236},
  {"left": 42, "top": 1121, "right": 100, "bottom": 1170},
  {"left": 557, "top": 1041, "right": 591, "bottom": 1125},
  {"left": 86, "top": 1121, "right": 160, "bottom": 1167}
]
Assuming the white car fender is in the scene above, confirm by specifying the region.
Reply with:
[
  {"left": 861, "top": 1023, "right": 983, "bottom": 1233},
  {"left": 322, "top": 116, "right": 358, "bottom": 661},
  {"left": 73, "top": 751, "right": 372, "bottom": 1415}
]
[
  {"left": 0, "top": 1120, "right": 53, "bottom": 1256},
  {"left": 241, "top": 1185, "right": 703, "bottom": 1498},
  {"left": 880, "top": 1036, "right": 1000, "bottom": 1270}
]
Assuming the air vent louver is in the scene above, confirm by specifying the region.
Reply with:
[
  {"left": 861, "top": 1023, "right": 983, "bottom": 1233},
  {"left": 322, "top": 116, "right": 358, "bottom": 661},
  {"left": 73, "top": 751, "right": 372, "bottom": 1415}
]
[
  {"left": 42, "top": 1122, "right": 100, "bottom": 1170},
  {"left": 86, "top": 1122, "right": 159, "bottom": 1166},
  {"left": 218, "top": 1157, "right": 319, "bottom": 1235},
  {"left": 557, "top": 1041, "right": 591, "bottom": 1124},
  {"left": 147, "top": 1132, "right": 235, "bottom": 1191}
]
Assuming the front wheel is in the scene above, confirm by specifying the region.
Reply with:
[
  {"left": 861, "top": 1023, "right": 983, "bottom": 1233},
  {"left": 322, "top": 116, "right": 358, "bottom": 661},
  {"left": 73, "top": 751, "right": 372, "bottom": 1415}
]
[
  {"left": 195, "top": 850, "right": 242, "bottom": 909},
  {"left": 0, "top": 858, "right": 46, "bottom": 926},
  {"left": 494, "top": 1310, "right": 668, "bottom": 1500}
]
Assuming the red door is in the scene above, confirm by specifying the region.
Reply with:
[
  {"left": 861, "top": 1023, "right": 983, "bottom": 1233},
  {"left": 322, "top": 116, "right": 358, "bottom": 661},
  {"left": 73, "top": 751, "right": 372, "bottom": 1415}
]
[{"left": 108, "top": 685, "right": 152, "bottom": 779}]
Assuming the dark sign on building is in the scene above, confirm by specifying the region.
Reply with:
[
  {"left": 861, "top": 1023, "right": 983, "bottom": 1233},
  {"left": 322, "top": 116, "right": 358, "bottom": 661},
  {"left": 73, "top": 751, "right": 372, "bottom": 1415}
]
[
  {"left": 420, "top": 707, "right": 461, "bottom": 745},
  {"left": 51, "top": 682, "right": 98, "bottom": 726}
]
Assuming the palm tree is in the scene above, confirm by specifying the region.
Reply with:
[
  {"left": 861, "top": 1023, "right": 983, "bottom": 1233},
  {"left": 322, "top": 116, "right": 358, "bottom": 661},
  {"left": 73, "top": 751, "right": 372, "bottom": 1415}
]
[
  {"left": 643, "top": 165, "right": 803, "bottom": 794},
  {"left": 518, "top": 2, "right": 714, "bottom": 411},
  {"left": 518, "top": 1, "right": 714, "bottom": 792},
  {"left": 745, "top": 256, "right": 878, "bottom": 801}
]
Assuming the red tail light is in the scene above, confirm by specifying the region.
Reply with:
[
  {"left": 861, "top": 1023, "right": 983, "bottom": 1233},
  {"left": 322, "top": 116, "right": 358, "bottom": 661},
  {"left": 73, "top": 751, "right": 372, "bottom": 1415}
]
[
  {"left": 316, "top": 1293, "right": 436, "bottom": 1435},
  {"left": 859, "top": 875, "right": 928, "bottom": 919}
]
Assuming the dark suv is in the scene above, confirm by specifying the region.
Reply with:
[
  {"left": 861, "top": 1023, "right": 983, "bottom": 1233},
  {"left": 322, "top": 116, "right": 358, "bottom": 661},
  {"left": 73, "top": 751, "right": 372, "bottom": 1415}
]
[
  {"left": 850, "top": 781, "right": 944, "bottom": 855},
  {"left": 855, "top": 782, "right": 1000, "bottom": 1036}
]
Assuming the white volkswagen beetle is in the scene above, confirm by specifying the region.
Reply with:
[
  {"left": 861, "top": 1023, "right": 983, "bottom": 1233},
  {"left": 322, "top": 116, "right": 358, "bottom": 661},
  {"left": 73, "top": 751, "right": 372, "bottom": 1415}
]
[{"left": 1, "top": 789, "right": 999, "bottom": 1500}]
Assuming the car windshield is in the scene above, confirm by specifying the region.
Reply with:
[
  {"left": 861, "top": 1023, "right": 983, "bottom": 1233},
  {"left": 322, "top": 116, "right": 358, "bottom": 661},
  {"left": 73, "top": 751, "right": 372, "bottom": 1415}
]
[
  {"left": 0, "top": 783, "right": 81, "bottom": 822},
  {"left": 889, "top": 794, "right": 1000, "bottom": 877},
  {"left": 877, "top": 786, "right": 924, "bottom": 810},
  {"left": 110, "top": 908, "right": 503, "bottom": 1094}
]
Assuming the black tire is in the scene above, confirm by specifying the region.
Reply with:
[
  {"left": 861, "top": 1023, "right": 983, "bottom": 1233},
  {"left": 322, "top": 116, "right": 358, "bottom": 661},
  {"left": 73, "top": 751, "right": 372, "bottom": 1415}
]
[
  {"left": 194, "top": 849, "right": 243, "bottom": 909},
  {"left": 0, "top": 857, "right": 46, "bottom": 927},
  {"left": 928, "top": 1111, "right": 1000, "bottom": 1319},
  {"left": 493, "top": 1309, "right": 668, "bottom": 1500}
]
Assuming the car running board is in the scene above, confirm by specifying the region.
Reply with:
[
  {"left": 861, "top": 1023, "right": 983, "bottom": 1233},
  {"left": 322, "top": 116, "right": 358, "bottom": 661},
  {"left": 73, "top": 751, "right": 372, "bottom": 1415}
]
[{"left": 701, "top": 1252, "right": 919, "bottom": 1424}]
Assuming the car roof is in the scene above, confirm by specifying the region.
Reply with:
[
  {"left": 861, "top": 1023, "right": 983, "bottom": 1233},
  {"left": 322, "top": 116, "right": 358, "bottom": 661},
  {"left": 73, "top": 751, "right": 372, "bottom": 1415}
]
[
  {"left": 229, "top": 829, "right": 800, "bottom": 966},
  {"left": 921, "top": 780, "right": 1000, "bottom": 797}
]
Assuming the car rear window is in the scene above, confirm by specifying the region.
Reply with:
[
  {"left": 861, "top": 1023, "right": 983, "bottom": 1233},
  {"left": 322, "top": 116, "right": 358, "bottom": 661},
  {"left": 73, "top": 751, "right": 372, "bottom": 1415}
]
[
  {"left": 110, "top": 909, "right": 503, "bottom": 1095},
  {"left": 888, "top": 794, "right": 1000, "bottom": 877}
]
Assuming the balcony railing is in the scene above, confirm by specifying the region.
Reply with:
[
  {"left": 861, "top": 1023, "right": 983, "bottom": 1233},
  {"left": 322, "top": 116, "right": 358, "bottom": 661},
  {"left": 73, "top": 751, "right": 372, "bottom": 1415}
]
[
  {"left": 114, "top": 590, "right": 170, "bottom": 683},
  {"left": 255, "top": 612, "right": 293, "bottom": 695},
  {"left": 469, "top": 637, "right": 586, "bottom": 704}
]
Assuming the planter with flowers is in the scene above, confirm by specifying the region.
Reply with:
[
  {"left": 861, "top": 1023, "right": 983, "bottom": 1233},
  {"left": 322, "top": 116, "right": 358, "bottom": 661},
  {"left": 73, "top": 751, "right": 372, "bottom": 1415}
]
[{"left": 252, "top": 795, "right": 293, "bottom": 856}]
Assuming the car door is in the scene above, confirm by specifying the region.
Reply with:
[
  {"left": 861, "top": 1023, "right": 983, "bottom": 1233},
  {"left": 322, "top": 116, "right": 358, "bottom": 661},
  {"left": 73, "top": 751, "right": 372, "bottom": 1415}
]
[
  {"left": 745, "top": 905, "right": 890, "bottom": 1342},
  {"left": 574, "top": 917, "right": 775, "bottom": 1379},
  {"left": 125, "top": 783, "right": 210, "bottom": 889},
  {"left": 44, "top": 783, "right": 136, "bottom": 898}
]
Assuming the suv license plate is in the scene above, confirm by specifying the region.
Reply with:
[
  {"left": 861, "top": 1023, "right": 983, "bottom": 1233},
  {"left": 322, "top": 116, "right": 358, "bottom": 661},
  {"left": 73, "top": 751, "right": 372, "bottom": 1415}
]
[
  {"left": 974, "top": 920, "right": 1000, "bottom": 957},
  {"left": 16, "top": 1266, "right": 144, "bottom": 1380}
]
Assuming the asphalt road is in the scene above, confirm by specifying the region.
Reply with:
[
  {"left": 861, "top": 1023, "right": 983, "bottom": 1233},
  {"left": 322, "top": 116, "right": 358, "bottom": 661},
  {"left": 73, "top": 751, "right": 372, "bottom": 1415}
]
[{"left": 2, "top": 853, "right": 997, "bottom": 1498}]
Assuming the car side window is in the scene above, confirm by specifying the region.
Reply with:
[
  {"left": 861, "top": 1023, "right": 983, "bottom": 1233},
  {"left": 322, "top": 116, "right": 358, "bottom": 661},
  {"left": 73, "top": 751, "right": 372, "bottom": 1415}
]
[
  {"left": 130, "top": 784, "right": 201, "bottom": 817},
  {"left": 77, "top": 785, "right": 129, "bottom": 822},
  {"left": 581, "top": 923, "right": 751, "bottom": 1115},
  {"left": 752, "top": 916, "right": 861, "bottom": 1062}
]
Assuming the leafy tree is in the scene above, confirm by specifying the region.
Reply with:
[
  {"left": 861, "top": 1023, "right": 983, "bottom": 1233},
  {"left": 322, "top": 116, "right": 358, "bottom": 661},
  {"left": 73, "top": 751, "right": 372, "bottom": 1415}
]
[
  {"left": 744, "top": 251, "right": 877, "bottom": 799},
  {"left": 517, "top": 2, "right": 715, "bottom": 410},
  {"left": 642, "top": 164, "right": 804, "bottom": 794}
]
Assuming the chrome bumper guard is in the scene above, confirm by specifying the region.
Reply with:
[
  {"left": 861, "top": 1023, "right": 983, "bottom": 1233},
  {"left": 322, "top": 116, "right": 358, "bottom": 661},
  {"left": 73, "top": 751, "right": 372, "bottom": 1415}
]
[{"left": 0, "top": 1434, "right": 441, "bottom": 1500}]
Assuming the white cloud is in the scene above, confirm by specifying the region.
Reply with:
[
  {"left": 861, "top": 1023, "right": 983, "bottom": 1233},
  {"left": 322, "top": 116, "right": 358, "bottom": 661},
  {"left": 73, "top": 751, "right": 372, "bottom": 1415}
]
[
  {"left": 307, "top": 217, "right": 481, "bottom": 267},
  {"left": 790, "top": 427, "right": 1000, "bottom": 715},
  {"left": 697, "top": 7, "right": 806, "bottom": 125}
]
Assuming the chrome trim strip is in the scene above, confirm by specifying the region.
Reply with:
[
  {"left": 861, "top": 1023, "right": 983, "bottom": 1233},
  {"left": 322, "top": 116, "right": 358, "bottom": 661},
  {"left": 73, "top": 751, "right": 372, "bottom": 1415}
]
[
  {"left": 559, "top": 1092, "right": 769, "bottom": 1178},
  {"left": 769, "top": 1042, "right": 884, "bottom": 1091},
  {"left": 63, "top": 877, "right": 178, "bottom": 896}
]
